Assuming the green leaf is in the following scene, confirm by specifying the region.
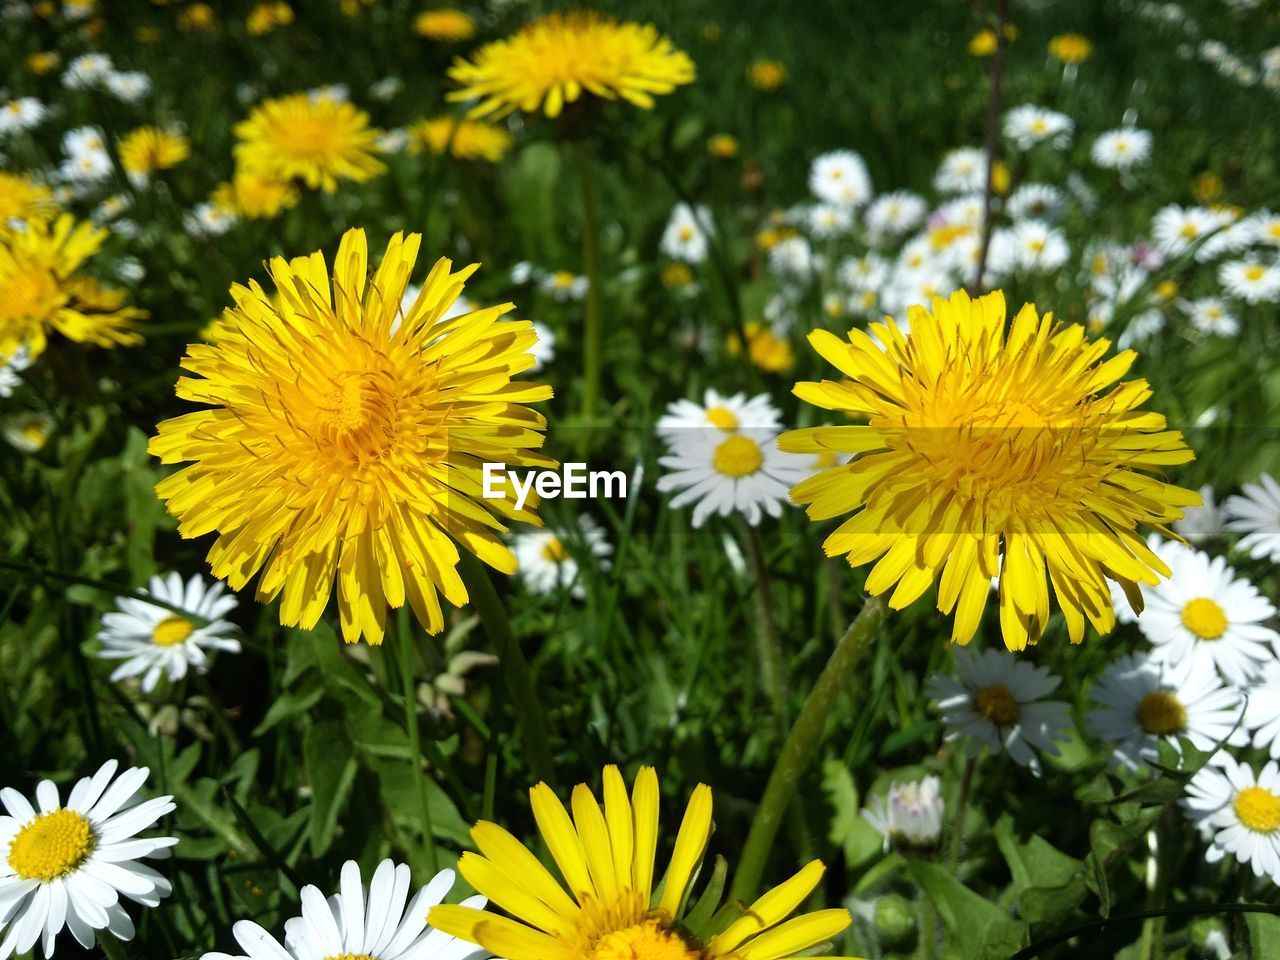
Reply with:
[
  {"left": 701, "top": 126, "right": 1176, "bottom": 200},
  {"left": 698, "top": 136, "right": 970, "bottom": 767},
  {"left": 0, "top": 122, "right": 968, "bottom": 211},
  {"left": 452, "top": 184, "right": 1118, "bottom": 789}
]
[
  {"left": 683, "top": 855, "right": 729, "bottom": 938},
  {"left": 821, "top": 757, "right": 883, "bottom": 870},
  {"left": 304, "top": 719, "right": 358, "bottom": 856},
  {"left": 365, "top": 755, "right": 470, "bottom": 848},
  {"left": 908, "top": 862, "right": 1027, "bottom": 957},
  {"left": 993, "top": 814, "right": 1088, "bottom": 926},
  {"left": 1248, "top": 913, "right": 1280, "bottom": 959}
]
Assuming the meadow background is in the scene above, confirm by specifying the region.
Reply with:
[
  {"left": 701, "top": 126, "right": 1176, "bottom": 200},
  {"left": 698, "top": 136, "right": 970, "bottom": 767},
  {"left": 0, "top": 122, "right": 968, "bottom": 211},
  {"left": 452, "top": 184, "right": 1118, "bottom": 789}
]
[{"left": 4, "top": 0, "right": 1280, "bottom": 958}]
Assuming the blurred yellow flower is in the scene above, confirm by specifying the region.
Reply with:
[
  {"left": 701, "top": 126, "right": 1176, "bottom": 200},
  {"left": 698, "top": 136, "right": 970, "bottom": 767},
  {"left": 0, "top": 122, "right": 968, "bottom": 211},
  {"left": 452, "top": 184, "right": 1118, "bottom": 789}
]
[
  {"left": 1155, "top": 279, "right": 1178, "bottom": 302},
  {"left": 1192, "top": 171, "right": 1224, "bottom": 204},
  {"left": 747, "top": 59, "right": 787, "bottom": 90},
  {"left": 408, "top": 116, "right": 513, "bottom": 162},
  {"left": 992, "top": 159, "right": 1010, "bottom": 195},
  {"left": 118, "top": 126, "right": 191, "bottom": 179},
  {"left": 661, "top": 262, "right": 694, "bottom": 288},
  {"left": 234, "top": 93, "right": 385, "bottom": 192},
  {"left": 25, "top": 51, "right": 60, "bottom": 74},
  {"left": 414, "top": 8, "right": 476, "bottom": 41},
  {"left": 1048, "top": 33, "right": 1092, "bottom": 64},
  {"left": 429, "top": 765, "right": 851, "bottom": 960},
  {"left": 178, "top": 2, "right": 217, "bottom": 31},
  {"left": 780, "top": 289, "right": 1200, "bottom": 650},
  {"left": 755, "top": 225, "right": 795, "bottom": 252},
  {"left": 0, "top": 172, "right": 57, "bottom": 235},
  {"left": 729, "top": 322, "right": 793, "bottom": 373},
  {"left": 707, "top": 133, "right": 739, "bottom": 157},
  {"left": 247, "top": 1, "right": 294, "bottom": 36},
  {"left": 135, "top": 25, "right": 162, "bottom": 43},
  {"left": 448, "top": 11, "right": 695, "bottom": 119},
  {"left": 211, "top": 169, "right": 299, "bottom": 219},
  {"left": 0, "top": 214, "right": 145, "bottom": 359},
  {"left": 148, "top": 228, "right": 554, "bottom": 644},
  {"left": 969, "top": 28, "right": 997, "bottom": 57}
]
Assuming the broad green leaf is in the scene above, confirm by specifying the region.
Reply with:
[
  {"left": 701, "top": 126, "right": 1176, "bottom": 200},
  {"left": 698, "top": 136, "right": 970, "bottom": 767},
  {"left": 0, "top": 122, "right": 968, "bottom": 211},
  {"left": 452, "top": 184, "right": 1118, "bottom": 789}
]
[
  {"left": 304, "top": 719, "right": 358, "bottom": 856},
  {"left": 907, "top": 861, "right": 1028, "bottom": 958}
]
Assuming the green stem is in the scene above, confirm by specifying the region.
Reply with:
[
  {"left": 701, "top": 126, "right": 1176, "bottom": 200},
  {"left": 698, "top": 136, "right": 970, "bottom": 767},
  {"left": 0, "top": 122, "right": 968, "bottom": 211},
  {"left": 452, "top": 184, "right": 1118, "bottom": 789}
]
[
  {"left": 741, "top": 523, "right": 787, "bottom": 724},
  {"left": 99, "top": 931, "right": 131, "bottom": 960},
  {"left": 570, "top": 138, "right": 605, "bottom": 437},
  {"left": 397, "top": 628, "right": 440, "bottom": 875},
  {"left": 459, "top": 553, "right": 556, "bottom": 785},
  {"left": 918, "top": 894, "right": 938, "bottom": 960},
  {"left": 947, "top": 756, "right": 977, "bottom": 874},
  {"left": 729, "top": 596, "right": 885, "bottom": 903}
]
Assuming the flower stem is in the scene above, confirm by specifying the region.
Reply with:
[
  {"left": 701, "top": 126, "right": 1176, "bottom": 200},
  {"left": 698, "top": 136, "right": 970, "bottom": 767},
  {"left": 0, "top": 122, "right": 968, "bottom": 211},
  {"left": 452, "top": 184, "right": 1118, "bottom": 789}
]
[
  {"left": 972, "top": 0, "right": 1011, "bottom": 292},
  {"left": 99, "top": 931, "right": 131, "bottom": 960},
  {"left": 947, "top": 756, "right": 977, "bottom": 873},
  {"left": 741, "top": 522, "right": 787, "bottom": 724},
  {"left": 570, "top": 138, "right": 604, "bottom": 438},
  {"left": 729, "top": 596, "right": 885, "bottom": 903},
  {"left": 459, "top": 553, "right": 556, "bottom": 785},
  {"left": 396, "top": 622, "right": 439, "bottom": 875}
]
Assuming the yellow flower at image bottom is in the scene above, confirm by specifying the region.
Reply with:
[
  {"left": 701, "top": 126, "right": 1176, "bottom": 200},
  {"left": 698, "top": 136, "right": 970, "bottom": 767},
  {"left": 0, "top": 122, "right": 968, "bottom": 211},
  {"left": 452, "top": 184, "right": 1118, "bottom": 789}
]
[
  {"left": 148, "top": 228, "right": 555, "bottom": 644},
  {"left": 429, "top": 765, "right": 859, "bottom": 960},
  {"left": 780, "top": 289, "right": 1200, "bottom": 651}
]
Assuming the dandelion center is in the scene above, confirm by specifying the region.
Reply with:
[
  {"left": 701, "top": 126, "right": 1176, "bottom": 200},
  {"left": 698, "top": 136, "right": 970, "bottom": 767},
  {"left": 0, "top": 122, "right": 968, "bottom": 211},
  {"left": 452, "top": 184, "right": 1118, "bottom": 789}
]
[
  {"left": 8, "top": 808, "right": 94, "bottom": 882},
  {"left": 152, "top": 615, "right": 195, "bottom": 647},
  {"left": 591, "top": 920, "right": 702, "bottom": 960},
  {"left": 541, "top": 537, "right": 569, "bottom": 564},
  {"left": 975, "top": 683, "right": 1019, "bottom": 726},
  {"left": 1180, "top": 597, "right": 1228, "bottom": 640},
  {"left": 1234, "top": 785, "right": 1280, "bottom": 834},
  {"left": 712, "top": 435, "right": 763, "bottom": 478},
  {"left": 705, "top": 406, "right": 739, "bottom": 430},
  {"left": 1136, "top": 690, "right": 1187, "bottom": 735}
]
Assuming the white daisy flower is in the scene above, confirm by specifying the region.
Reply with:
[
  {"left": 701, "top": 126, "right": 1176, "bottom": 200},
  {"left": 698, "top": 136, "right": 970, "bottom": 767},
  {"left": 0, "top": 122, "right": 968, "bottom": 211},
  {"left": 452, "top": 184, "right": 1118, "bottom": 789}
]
[
  {"left": 92, "top": 193, "right": 132, "bottom": 223},
  {"left": 184, "top": 202, "right": 238, "bottom": 237},
  {"left": 1091, "top": 127, "right": 1153, "bottom": 170},
  {"left": 657, "top": 389, "right": 781, "bottom": 442},
  {"left": 376, "top": 128, "right": 410, "bottom": 153},
  {"left": 62, "top": 53, "right": 114, "bottom": 89},
  {"left": 1002, "top": 104, "right": 1073, "bottom": 150},
  {"left": 808, "top": 150, "right": 872, "bottom": 207},
  {"left": 0, "top": 98, "right": 47, "bottom": 136},
  {"left": 1184, "top": 297, "right": 1239, "bottom": 336},
  {"left": 1173, "top": 485, "right": 1225, "bottom": 542},
  {"left": 1219, "top": 259, "right": 1280, "bottom": 304},
  {"left": 807, "top": 203, "right": 852, "bottom": 239},
  {"left": 1183, "top": 755, "right": 1280, "bottom": 883},
  {"left": 511, "top": 515, "right": 613, "bottom": 599},
  {"left": 308, "top": 84, "right": 350, "bottom": 104},
  {"left": 933, "top": 147, "right": 987, "bottom": 194},
  {"left": 768, "top": 235, "right": 816, "bottom": 277},
  {"left": 58, "top": 150, "right": 112, "bottom": 184},
  {"left": 370, "top": 76, "right": 404, "bottom": 101},
  {"left": 96, "top": 572, "right": 241, "bottom": 693},
  {"left": 862, "top": 775, "right": 944, "bottom": 851},
  {"left": 934, "top": 193, "right": 985, "bottom": 229},
  {"left": 864, "top": 191, "right": 926, "bottom": 238},
  {"left": 839, "top": 253, "right": 890, "bottom": 292},
  {"left": 924, "top": 647, "right": 1072, "bottom": 776},
  {"left": 540, "top": 270, "right": 588, "bottom": 302},
  {"left": 1138, "top": 543, "right": 1280, "bottom": 685},
  {"left": 0, "top": 760, "right": 176, "bottom": 959},
  {"left": 200, "top": 861, "right": 483, "bottom": 960},
  {"left": 1087, "top": 652, "right": 1246, "bottom": 772},
  {"left": 1009, "top": 219, "right": 1070, "bottom": 272},
  {"left": 656, "top": 427, "right": 808, "bottom": 527},
  {"left": 62, "top": 126, "right": 107, "bottom": 159},
  {"left": 1151, "top": 205, "right": 1227, "bottom": 258},
  {"left": 1245, "top": 661, "right": 1280, "bottom": 759},
  {"left": 1249, "top": 210, "right": 1280, "bottom": 248},
  {"left": 1005, "top": 183, "right": 1065, "bottom": 222},
  {"left": 660, "top": 203, "right": 714, "bottom": 263},
  {"left": 103, "top": 71, "right": 151, "bottom": 103},
  {"left": 1225, "top": 473, "right": 1280, "bottom": 563},
  {"left": 4, "top": 412, "right": 53, "bottom": 452},
  {"left": 530, "top": 321, "right": 555, "bottom": 371},
  {"left": 0, "top": 348, "right": 32, "bottom": 399}
]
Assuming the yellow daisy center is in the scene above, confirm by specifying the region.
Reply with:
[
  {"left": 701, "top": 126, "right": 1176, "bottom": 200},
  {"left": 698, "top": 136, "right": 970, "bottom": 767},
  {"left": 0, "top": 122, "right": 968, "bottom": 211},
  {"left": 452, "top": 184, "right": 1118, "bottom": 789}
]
[
  {"left": 1181, "top": 597, "right": 1228, "bottom": 640},
  {"left": 552, "top": 271, "right": 576, "bottom": 288},
  {"left": 1245, "top": 265, "right": 1266, "bottom": 281},
  {"left": 1136, "top": 690, "right": 1187, "bottom": 735},
  {"left": 678, "top": 225, "right": 695, "bottom": 242},
  {"left": 152, "top": 615, "right": 195, "bottom": 647},
  {"left": 705, "top": 406, "right": 739, "bottom": 430},
  {"left": 1179, "top": 223, "right": 1199, "bottom": 239},
  {"left": 591, "top": 920, "right": 701, "bottom": 960},
  {"left": 1234, "top": 785, "right": 1280, "bottom": 834},
  {"left": 974, "top": 683, "right": 1019, "bottom": 726},
  {"left": 541, "top": 537, "right": 569, "bottom": 564},
  {"left": 712, "top": 435, "right": 763, "bottom": 478},
  {"left": 323, "top": 955, "right": 376, "bottom": 960},
  {"left": 8, "top": 808, "right": 95, "bottom": 881},
  {"left": 20, "top": 422, "right": 47, "bottom": 447}
]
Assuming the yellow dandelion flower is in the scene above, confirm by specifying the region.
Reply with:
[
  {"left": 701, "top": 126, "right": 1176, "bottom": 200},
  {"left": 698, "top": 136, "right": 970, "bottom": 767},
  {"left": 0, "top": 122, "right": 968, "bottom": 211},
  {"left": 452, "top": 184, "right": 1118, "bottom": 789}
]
[
  {"left": 1048, "top": 33, "right": 1092, "bottom": 64},
  {"left": 148, "top": 228, "right": 555, "bottom": 644},
  {"left": 211, "top": 169, "right": 299, "bottom": 219},
  {"left": 707, "top": 133, "right": 739, "bottom": 158},
  {"left": 247, "top": 1, "right": 294, "bottom": 35},
  {"left": 968, "top": 28, "right": 998, "bottom": 57},
  {"left": 178, "top": 2, "right": 216, "bottom": 30},
  {"left": 780, "top": 289, "right": 1200, "bottom": 651},
  {"left": 26, "top": 51, "right": 60, "bottom": 74},
  {"left": 729, "top": 322, "right": 793, "bottom": 373},
  {"left": 746, "top": 59, "right": 787, "bottom": 90},
  {"left": 661, "top": 262, "right": 694, "bottom": 288},
  {"left": 429, "top": 765, "right": 853, "bottom": 960},
  {"left": 0, "top": 215, "right": 145, "bottom": 359},
  {"left": 448, "top": 11, "right": 695, "bottom": 119},
  {"left": 118, "top": 126, "right": 191, "bottom": 179},
  {"left": 414, "top": 8, "right": 476, "bottom": 42},
  {"left": 1192, "top": 171, "right": 1224, "bottom": 204},
  {"left": 0, "top": 172, "right": 57, "bottom": 234},
  {"left": 409, "top": 116, "right": 513, "bottom": 163},
  {"left": 234, "top": 93, "right": 385, "bottom": 193}
]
